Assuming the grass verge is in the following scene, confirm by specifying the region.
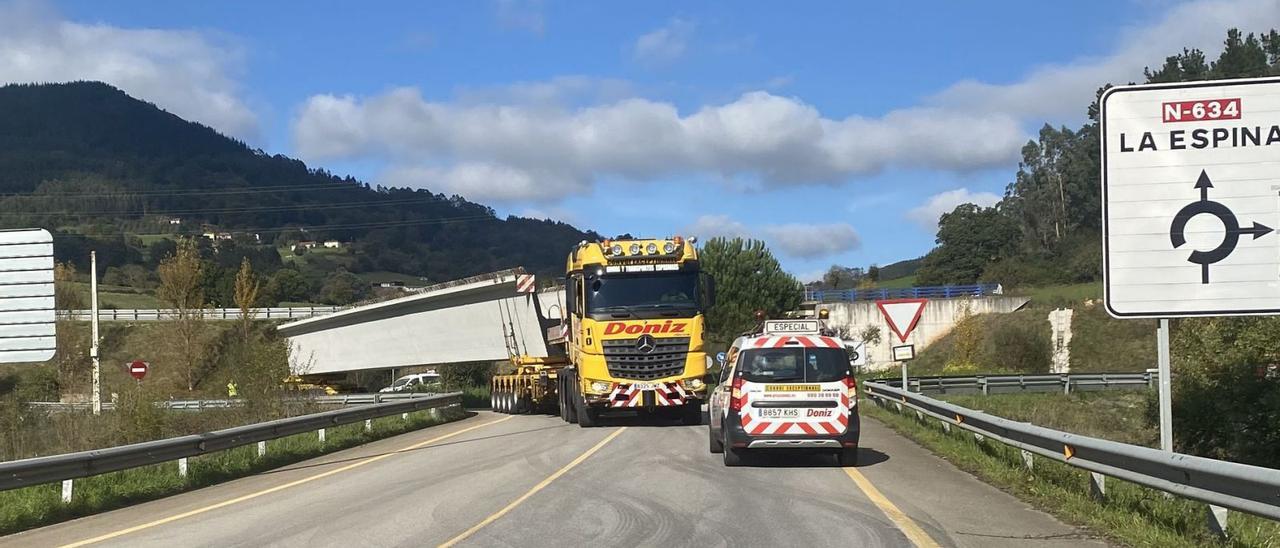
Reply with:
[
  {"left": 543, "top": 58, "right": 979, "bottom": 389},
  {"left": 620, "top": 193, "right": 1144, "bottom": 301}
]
[
  {"left": 862, "top": 399, "right": 1280, "bottom": 547},
  {"left": 940, "top": 391, "right": 1157, "bottom": 446},
  {"left": 0, "top": 406, "right": 466, "bottom": 536}
]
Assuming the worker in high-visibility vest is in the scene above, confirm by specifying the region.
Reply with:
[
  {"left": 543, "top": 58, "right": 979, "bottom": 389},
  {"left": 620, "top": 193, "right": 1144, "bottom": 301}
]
[{"left": 227, "top": 380, "right": 238, "bottom": 398}]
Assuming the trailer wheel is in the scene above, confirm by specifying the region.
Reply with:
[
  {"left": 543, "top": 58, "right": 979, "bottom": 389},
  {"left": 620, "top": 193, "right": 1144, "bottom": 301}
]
[
  {"left": 498, "top": 391, "right": 511, "bottom": 414},
  {"left": 490, "top": 389, "right": 497, "bottom": 411}
]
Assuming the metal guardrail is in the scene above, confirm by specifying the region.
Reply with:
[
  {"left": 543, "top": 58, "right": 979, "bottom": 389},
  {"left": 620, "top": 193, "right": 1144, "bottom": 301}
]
[
  {"left": 805, "top": 283, "right": 1001, "bottom": 302},
  {"left": 900, "top": 371, "right": 1155, "bottom": 396},
  {"left": 25, "top": 391, "right": 444, "bottom": 413},
  {"left": 62, "top": 306, "right": 342, "bottom": 322},
  {"left": 0, "top": 392, "right": 461, "bottom": 491},
  {"left": 863, "top": 380, "right": 1280, "bottom": 525}
]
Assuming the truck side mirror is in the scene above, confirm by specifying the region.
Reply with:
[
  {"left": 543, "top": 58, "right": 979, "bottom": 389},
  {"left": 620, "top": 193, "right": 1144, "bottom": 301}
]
[{"left": 701, "top": 273, "right": 717, "bottom": 307}]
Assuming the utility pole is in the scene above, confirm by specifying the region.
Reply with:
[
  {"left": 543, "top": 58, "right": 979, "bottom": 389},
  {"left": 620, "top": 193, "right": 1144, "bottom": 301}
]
[{"left": 90, "top": 251, "right": 101, "bottom": 416}]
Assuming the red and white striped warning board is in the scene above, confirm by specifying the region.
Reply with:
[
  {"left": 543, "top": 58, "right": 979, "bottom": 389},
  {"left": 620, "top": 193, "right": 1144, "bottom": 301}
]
[
  {"left": 607, "top": 381, "right": 688, "bottom": 407},
  {"left": 745, "top": 335, "right": 842, "bottom": 349},
  {"left": 516, "top": 274, "right": 536, "bottom": 293}
]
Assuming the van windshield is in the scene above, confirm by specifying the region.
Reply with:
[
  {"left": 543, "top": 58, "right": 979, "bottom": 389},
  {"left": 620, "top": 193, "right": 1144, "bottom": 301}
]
[{"left": 737, "top": 347, "right": 850, "bottom": 383}]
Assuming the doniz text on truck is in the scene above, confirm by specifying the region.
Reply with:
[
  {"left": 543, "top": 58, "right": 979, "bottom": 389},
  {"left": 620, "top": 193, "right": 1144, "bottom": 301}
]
[
  {"left": 490, "top": 237, "right": 714, "bottom": 427},
  {"left": 708, "top": 312, "right": 861, "bottom": 466}
]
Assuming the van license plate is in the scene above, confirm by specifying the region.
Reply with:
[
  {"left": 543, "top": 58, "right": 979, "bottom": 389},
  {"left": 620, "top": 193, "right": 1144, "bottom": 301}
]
[{"left": 758, "top": 408, "right": 799, "bottom": 419}]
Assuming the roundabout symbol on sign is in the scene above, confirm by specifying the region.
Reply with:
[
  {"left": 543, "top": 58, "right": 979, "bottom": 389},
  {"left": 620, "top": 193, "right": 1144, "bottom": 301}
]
[{"left": 1169, "top": 170, "right": 1273, "bottom": 284}]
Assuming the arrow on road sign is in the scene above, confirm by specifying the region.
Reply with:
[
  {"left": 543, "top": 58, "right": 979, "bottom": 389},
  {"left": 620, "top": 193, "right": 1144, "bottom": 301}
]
[
  {"left": 1169, "top": 170, "right": 1274, "bottom": 284},
  {"left": 876, "top": 299, "right": 928, "bottom": 343}
]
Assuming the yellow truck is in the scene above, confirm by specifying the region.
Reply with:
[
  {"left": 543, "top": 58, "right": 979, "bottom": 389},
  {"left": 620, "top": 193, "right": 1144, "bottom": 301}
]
[{"left": 490, "top": 237, "right": 714, "bottom": 426}]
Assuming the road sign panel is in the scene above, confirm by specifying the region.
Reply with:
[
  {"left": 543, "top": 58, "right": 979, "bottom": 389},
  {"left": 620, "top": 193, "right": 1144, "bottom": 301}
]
[
  {"left": 0, "top": 229, "right": 55, "bottom": 364},
  {"left": 1102, "top": 77, "right": 1280, "bottom": 317},
  {"left": 876, "top": 298, "right": 928, "bottom": 343},
  {"left": 129, "top": 360, "right": 148, "bottom": 380}
]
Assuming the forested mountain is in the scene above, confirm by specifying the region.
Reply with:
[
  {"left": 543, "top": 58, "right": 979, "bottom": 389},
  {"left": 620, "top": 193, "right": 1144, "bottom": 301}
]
[
  {"left": 915, "top": 28, "right": 1280, "bottom": 286},
  {"left": 0, "top": 82, "right": 598, "bottom": 304}
]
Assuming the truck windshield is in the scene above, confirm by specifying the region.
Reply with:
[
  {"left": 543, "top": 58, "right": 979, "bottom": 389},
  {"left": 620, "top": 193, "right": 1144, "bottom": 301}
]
[
  {"left": 586, "top": 271, "right": 699, "bottom": 317},
  {"left": 737, "top": 348, "right": 850, "bottom": 383}
]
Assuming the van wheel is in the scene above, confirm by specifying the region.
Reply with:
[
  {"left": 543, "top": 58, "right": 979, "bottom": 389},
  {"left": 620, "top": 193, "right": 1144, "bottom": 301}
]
[
  {"left": 708, "top": 425, "right": 724, "bottom": 454},
  {"left": 838, "top": 448, "right": 859, "bottom": 467},
  {"left": 723, "top": 446, "right": 743, "bottom": 466}
]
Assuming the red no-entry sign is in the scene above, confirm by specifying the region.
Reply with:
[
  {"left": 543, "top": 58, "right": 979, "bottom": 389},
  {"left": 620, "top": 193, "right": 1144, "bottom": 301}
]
[{"left": 128, "top": 360, "right": 148, "bottom": 381}]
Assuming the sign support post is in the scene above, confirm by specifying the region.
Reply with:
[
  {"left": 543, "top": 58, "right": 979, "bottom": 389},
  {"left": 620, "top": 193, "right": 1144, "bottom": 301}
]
[
  {"left": 90, "top": 250, "right": 101, "bottom": 416},
  {"left": 1157, "top": 319, "right": 1173, "bottom": 452}
]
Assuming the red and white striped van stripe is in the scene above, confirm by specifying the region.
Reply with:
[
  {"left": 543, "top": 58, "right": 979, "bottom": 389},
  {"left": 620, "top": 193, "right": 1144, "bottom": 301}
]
[{"left": 748, "top": 335, "right": 842, "bottom": 349}]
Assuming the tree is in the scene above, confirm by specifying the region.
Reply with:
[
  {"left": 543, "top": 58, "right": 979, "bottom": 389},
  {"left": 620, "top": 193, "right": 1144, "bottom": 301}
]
[
  {"left": 915, "top": 204, "right": 1021, "bottom": 285},
  {"left": 157, "top": 238, "right": 209, "bottom": 391},
  {"left": 264, "top": 268, "right": 310, "bottom": 304},
  {"left": 234, "top": 257, "right": 260, "bottom": 341},
  {"left": 867, "top": 265, "right": 880, "bottom": 283},
  {"left": 320, "top": 268, "right": 368, "bottom": 305},
  {"left": 699, "top": 238, "right": 803, "bottom": 342}
]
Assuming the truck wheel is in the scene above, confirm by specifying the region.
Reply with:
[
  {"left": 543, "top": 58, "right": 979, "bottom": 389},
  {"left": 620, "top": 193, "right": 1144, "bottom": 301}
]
[
  {"left": 708, "top": 424, "right": 724, "bottom": 454},
  {"left": 838, "top": 448, "right": 859, "bottom": 467},
  {"left": 680, "top": 403, "right": 703, "bottom": 426},
  {"left": 565, "top": 381, "right": 579, "bottom": 424},
  {"left": 576, "top": 389, "right": 599, "bottom": 428},
  {"left": 517, "top": 394, "right": 533, "bottom": 415}
]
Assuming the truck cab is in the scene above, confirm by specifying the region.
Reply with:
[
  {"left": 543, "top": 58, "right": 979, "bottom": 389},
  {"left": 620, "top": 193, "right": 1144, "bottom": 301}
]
[{"left": 708, "top": 317, "right": 861, "bottom": 466}]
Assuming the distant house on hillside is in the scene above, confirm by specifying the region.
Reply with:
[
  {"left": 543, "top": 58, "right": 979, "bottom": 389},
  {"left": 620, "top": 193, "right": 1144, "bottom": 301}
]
[
  {"left": 166, "top": 217, "right": 182, "bottom": 225},
  {"left": 202, "top": 232, "right": 233, "bottom": 241},
  {"left": 296, "top": 241, "right": 319, "bottom": 249},
  {"left": 323, "top": 240, "right": 343, "bottom": 249}
]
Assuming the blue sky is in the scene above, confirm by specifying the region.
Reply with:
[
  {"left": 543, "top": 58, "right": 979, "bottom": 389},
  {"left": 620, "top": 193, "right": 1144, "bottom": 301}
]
[{"left": 6, "top": 0, "right": 1279, "bottom": 280}]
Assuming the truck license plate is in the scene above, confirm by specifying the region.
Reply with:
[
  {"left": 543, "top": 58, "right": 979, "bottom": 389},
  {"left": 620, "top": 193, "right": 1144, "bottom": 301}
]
[
  {"left": 631, "top": 383, "right": 659, "bottom": 391},
  {"left": 758, "top": 408, "right": 799, "bottom": 419}
]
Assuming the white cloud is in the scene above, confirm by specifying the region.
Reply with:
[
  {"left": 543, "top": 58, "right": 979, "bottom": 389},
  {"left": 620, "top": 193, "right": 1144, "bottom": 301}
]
[
  {"left": 0, "top": 0, "right": 257, "bottom": 139},
  {"left": 494, "top": 0, "right": 545, "bottom": 35},
  {"left": 633, "top": 18, "right": 696, "bottom": 65},
  {"left": 292, "top": 88, "right": 1025, "bottom": 203},
  {"left": 929, "top": 0, "right": 1280, "bottom": 121},
  {"left": 685, "top": 214, "right": 751, "bottom": 240},
  {"left": 684, "top": 215, "right": 860, "bottom": 259},
  {"left": 906, "top": 188, "right": 1002, "bottom": 232},
  {"left": 761, "top": 223, "right": 862, "bottom": 259}
]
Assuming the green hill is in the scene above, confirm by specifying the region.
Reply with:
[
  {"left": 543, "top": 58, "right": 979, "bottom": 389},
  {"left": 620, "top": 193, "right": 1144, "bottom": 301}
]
[{"left": 0, "top": 82, "right": 598, "bottom": 304}]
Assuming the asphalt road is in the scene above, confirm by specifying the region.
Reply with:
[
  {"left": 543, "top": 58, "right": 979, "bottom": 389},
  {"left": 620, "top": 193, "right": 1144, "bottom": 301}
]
[{"left": 1, "top": 411, "right": 1106, "bottom": 548}]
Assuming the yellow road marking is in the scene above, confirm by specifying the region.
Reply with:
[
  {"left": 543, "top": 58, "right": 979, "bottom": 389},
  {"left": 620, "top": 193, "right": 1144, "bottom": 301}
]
[
  {"left": 843, "top": 466, "right": 941, "bottom": 548},
  {"left": 438, "top": 427, "right": 627, "bottom": 548},
  {"left": 60, "top": 416, "right": 515, "bottom": 548}
]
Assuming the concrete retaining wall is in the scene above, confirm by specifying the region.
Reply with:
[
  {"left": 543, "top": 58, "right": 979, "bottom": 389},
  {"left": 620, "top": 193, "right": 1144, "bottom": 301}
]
[{"left": 821, "top": 296, "right": 1030, "bottom": 372}]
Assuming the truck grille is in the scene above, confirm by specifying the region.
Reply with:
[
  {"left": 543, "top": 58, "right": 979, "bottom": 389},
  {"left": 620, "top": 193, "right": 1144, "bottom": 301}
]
[{"left": 601, "top": 336, "right": 690, "bottom": 381}]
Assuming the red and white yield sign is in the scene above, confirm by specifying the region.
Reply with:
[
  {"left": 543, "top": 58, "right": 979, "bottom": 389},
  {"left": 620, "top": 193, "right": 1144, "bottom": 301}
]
[
  {"left": 876, "top": 299, "right": 928, "bottom": 343},
  {"left": 516, "top": 274, "right": 536, "bottom": 293},
  {"left": 128, "top": 360, "right": 148, "bottom": 381}
]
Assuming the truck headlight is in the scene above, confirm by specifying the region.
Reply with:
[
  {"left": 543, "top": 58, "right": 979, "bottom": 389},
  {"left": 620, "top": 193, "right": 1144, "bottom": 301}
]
[
  {"left": 590, "top": 381, "right": 612, "bottom": 393},
  {"left": 685, "top": 378, "right": 704, "bottom": 390}
]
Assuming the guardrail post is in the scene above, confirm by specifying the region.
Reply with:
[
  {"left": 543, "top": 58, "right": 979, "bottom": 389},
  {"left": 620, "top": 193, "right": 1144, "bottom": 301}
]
[
  {"left": 1088, "top": 472, "right": 1106, "bottom": 500},
  {"left": 178, "top": 457, "right": 188, "bottom": 479},
  {"left": 61, "top": 479, "right": 73, "bottom": 503},
  {"left": 402, "top": 412, "right": 409, "bottom": 421},
  {"left": 1020, "top": 449, "right": 1034, "bottom": 471},
  {"left": 257, "top": 441, "right": 266, "bottom": 458},
  {"left": 914, "top": 409, "right": 923, "bottom": 421},
  {"left": 1062, "top": 374, "right": 1071, "bottom": 395},
  {"left": 941, "top": 421, "right": 951, "bottom": 434},
  {"left": 318, "top": 428, "right": 326, "bottom": 444},
  {"left": 973, "top": 433, "right": 984, "bottom": 443},
  {"left": 980, "top": 377, "right": 988, "bottom": 395},
  {"left": 364, "top": 419, "right": 372, "bottom": 432},
  {"left": 1206, "top": 505, "right": 1228, "bottom": 539}
]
